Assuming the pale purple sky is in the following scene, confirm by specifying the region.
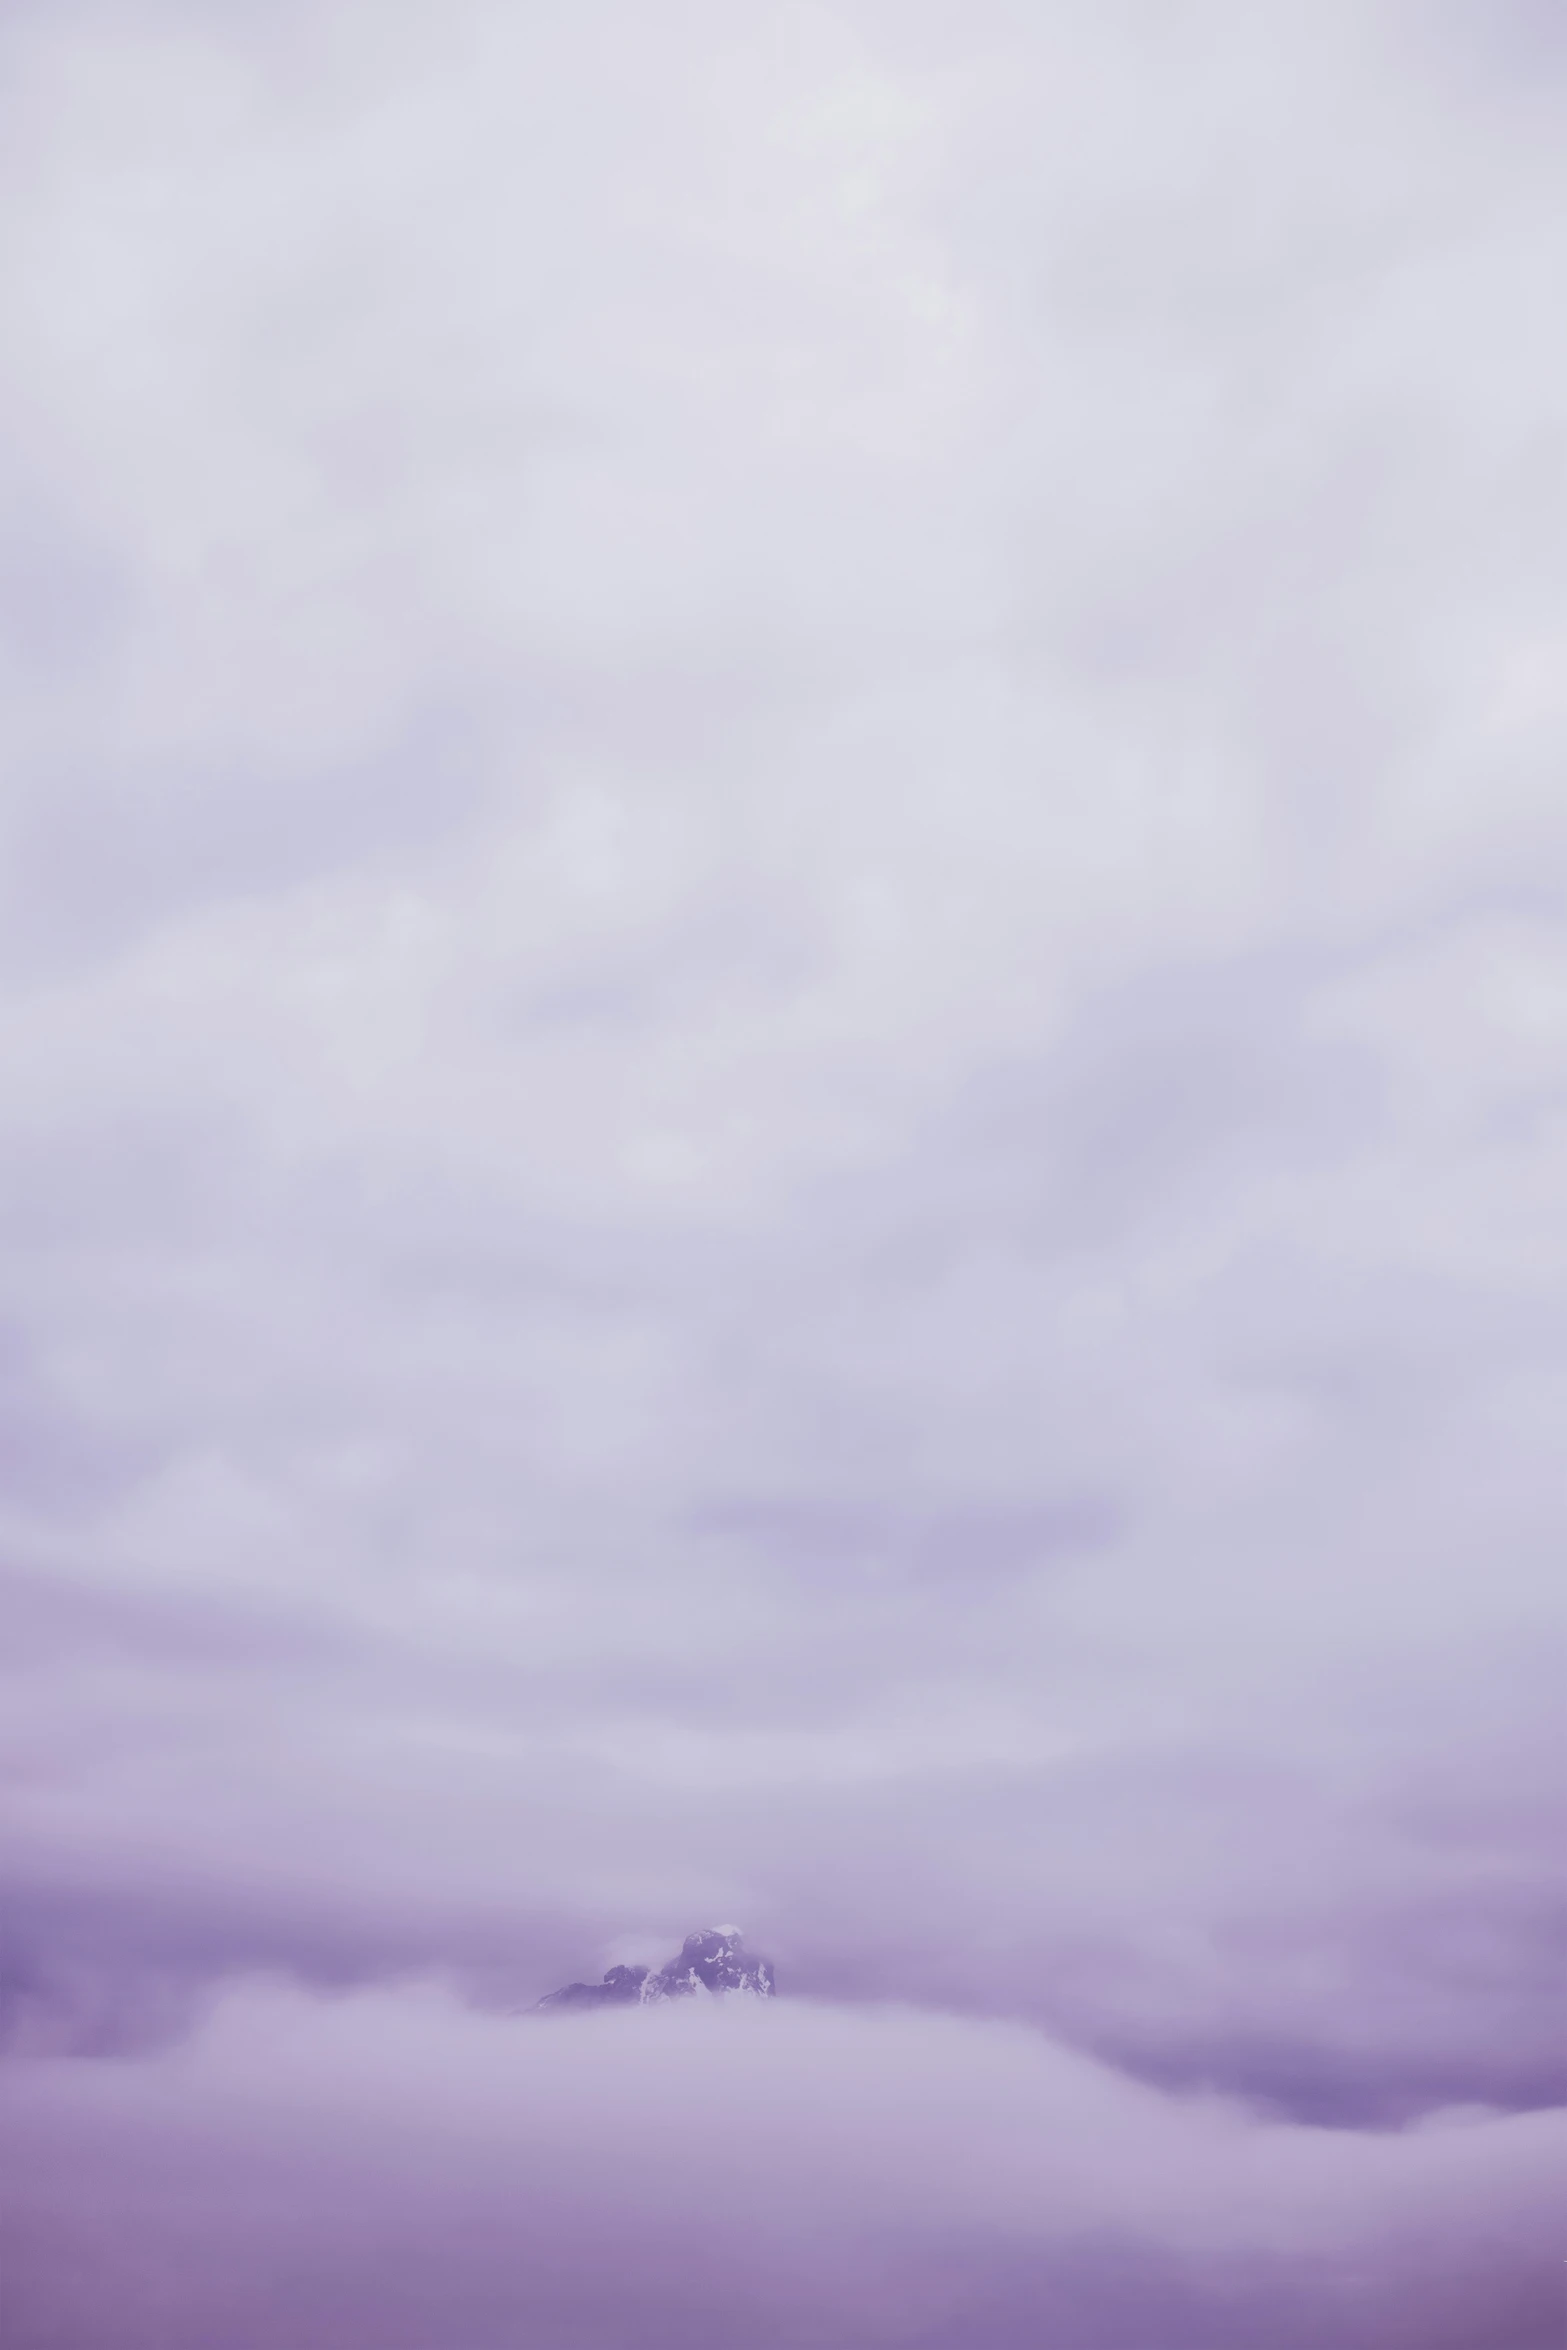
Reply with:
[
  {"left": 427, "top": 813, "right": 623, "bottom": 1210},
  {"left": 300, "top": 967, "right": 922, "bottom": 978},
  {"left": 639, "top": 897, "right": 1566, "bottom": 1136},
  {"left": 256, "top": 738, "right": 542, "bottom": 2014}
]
[{"left": 0, "top": 3, "right": 1563, "bottom": 2343}]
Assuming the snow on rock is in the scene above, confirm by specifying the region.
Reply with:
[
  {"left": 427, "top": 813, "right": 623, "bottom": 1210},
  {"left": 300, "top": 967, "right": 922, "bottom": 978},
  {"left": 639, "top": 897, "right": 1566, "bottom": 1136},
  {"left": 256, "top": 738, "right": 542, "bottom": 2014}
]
[{"left": 534, "top": 1928, "right": 776, "bottom": 2013}]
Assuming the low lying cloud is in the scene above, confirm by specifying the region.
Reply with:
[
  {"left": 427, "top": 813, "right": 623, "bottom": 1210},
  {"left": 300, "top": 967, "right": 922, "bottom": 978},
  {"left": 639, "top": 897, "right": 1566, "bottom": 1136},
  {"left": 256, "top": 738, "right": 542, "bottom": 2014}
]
[{"left": 4, "top": 1982, "right": 1561, "bottom": 2349}]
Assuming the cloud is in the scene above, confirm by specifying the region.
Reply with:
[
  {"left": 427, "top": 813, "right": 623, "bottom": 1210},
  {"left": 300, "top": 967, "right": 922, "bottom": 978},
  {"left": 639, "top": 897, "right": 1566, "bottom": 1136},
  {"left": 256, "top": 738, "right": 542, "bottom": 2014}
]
[
  {"left": 0, "top": 0, "right": 1563, "bottom": 2336},
  {"left": 3, "top": 1981, "right": 1562, "bottom": 2348}
]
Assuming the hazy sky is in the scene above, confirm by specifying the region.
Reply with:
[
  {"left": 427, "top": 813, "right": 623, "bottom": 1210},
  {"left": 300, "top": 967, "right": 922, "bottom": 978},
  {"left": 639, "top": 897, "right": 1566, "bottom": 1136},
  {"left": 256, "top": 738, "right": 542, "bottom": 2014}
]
[{"left": 1, "top": 3, "right": 1564, "bottom": 2343}]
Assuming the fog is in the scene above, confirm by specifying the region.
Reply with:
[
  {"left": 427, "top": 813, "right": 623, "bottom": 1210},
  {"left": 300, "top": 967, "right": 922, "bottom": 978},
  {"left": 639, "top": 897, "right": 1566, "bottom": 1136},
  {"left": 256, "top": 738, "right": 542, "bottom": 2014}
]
[{"left": 4, "top": 1983, "right": 1562, "bottom": 2347}]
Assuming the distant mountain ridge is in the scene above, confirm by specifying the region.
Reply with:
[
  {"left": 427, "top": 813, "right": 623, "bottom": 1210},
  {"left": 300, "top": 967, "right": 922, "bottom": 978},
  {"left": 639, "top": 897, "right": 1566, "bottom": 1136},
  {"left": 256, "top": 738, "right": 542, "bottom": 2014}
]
[{"left": 535, "top": 1926, "right": 776, "bottom": 2011}]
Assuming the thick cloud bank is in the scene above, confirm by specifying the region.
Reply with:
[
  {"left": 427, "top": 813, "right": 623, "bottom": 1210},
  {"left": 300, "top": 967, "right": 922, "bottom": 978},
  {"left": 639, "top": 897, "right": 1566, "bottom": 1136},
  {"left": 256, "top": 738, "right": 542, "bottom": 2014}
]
[
  {"left": 4, "top": 1983, "right": 1562, "bottom": 2349},
  {"left": 1, "top": 0, "right": 1565, "bottom": 2339}
]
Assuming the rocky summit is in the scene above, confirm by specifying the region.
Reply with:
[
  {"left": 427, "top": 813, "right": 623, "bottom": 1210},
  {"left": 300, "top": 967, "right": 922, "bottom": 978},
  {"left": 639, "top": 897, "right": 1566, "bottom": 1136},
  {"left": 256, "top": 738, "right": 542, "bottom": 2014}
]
[{"left": 534, "top": 1926, "right": 776, "bottom": 2011}]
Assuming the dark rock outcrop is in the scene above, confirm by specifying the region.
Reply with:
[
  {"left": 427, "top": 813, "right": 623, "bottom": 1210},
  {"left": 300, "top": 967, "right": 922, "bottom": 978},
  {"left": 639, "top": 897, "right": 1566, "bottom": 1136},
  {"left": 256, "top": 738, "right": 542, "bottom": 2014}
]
[
  {"left": 535, "top": 1926, "right": 775, "bottom": 2012},
  {"left": 533, "top": 1963, "right": 650, "bottom": 2012}
]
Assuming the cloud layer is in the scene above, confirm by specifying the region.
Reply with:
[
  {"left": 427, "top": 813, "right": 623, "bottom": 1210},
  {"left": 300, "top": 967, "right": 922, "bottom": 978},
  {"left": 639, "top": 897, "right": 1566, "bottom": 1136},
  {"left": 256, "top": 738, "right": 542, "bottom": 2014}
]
[
  {"left": 1, "top": 0, "right": 1564, "bottom": 2338},
  {"left": 5, "top": 1983, "right": 1563, "bottom": 2349}
]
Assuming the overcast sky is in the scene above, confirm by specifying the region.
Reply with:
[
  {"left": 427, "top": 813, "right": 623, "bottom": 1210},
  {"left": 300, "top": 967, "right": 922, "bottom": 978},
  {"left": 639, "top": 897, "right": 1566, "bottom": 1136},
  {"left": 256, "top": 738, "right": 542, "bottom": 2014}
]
[{"left": 1, "top": 3, "right": 1564, "bottom": 2343}]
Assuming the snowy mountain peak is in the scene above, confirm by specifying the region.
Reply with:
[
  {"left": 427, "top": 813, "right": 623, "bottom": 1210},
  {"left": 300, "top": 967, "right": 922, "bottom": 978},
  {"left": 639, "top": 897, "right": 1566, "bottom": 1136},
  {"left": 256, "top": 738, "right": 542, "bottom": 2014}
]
[{"left": 534, "top": 1927, "right": 776, "bottom": 2012}]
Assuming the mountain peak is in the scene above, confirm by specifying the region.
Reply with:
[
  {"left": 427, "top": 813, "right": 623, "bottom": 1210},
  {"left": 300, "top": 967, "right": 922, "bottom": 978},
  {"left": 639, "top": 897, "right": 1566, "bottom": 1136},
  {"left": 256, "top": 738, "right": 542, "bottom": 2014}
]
[{"left": 534, "top": 1926, "right": 776, "bottom": 2012}]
